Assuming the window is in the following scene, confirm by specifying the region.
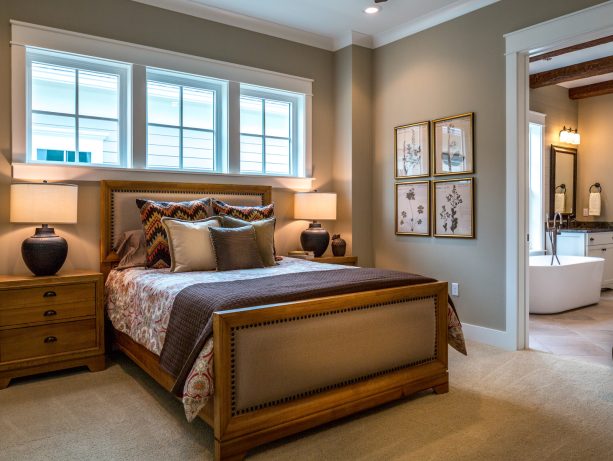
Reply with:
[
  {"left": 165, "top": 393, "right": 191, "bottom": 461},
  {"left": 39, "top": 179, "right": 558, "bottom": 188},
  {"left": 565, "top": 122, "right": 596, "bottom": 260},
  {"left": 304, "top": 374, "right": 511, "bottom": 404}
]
[
  {"left": 27, "top": 49, "right": 129, "bottom": 166},
  {"left": 528, "top": 113, "right": 546, "bottom": 253},
  {"left": 13, "top": 22, "right": 312, "bottom": 181},
  {"left": 146, "top": 69, "right": 225, "bottom": 171},
  {"left": 240, "top": 85, "right": 304, "bottom": 176}
]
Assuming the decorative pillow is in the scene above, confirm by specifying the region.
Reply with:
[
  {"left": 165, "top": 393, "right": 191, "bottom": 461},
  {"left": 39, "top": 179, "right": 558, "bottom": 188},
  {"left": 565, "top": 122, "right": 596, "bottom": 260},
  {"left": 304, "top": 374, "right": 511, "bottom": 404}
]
[
  {"left": 161, "top": 217, "right": 221, "bottom": 273},
  {"left": 209, "top": 225, "right": 264, "bottom": 271},
  {"left": 212, "top": 200, "right": 274, "bottom": 221},
  {"left": 221, "top": 215, "right": 276, "bottom": 267},
  {"left": 114, "top": 229, "right": 147, "bottom": 270},
  {"left": 136, "top": 198, "right": 212, "bottom": 269}
]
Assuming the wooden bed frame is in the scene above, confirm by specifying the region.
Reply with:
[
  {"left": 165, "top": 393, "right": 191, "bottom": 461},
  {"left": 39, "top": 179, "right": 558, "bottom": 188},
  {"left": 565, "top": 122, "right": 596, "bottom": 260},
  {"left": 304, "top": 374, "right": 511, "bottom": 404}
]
[{"left": 100, "top": 180, "right": 449, "bottom": 461}]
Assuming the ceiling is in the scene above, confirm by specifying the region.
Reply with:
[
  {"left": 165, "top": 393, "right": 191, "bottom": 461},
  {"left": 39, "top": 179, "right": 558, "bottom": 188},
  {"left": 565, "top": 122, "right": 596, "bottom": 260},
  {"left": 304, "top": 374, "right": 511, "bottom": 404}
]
[
  {"left": 529, "top": 42, "right": 613, "bottom": 74},
  {"left": 529, "top": 38, "right": 613, "bottom": 97},
  {"left": 131, "top": 0, "right": 500, "bottom": 51}
]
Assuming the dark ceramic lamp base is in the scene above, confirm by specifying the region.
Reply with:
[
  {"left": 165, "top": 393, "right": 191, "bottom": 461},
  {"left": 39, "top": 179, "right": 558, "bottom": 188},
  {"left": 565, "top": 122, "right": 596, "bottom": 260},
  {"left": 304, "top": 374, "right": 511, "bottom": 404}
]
[
  {"left": 22, "top": 225, "right": 68, "bottom": 276},
  {"left": 300, "top": 222, "right": 330, "bottom": 257}
]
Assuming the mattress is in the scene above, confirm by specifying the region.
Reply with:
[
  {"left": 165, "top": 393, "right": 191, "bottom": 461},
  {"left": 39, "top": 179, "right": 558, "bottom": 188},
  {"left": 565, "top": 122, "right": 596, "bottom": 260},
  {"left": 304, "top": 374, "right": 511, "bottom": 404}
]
[{"left": 105, "top": 257, "right": 348, "bottom": 421}]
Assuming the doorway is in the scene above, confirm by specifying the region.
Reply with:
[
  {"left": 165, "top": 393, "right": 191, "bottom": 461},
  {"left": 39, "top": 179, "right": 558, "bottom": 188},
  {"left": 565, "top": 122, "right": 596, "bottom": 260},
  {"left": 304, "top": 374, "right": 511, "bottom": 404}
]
[{"left": 504, "top": 1, "right": 613, "bottom": 351}]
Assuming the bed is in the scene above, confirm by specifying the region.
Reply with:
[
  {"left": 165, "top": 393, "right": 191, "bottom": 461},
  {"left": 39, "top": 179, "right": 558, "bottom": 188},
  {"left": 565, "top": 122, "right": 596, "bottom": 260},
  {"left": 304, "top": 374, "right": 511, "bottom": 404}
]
[{"left": 101, "top": 180, "right": 456, "bottom": 461}]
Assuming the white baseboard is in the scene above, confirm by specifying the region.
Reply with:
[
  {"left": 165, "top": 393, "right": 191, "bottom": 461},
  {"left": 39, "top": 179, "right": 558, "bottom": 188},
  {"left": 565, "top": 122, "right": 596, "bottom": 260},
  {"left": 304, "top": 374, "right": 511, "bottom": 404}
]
[{"left": 461, "top": 322, "right": 517, "bottom": 351}]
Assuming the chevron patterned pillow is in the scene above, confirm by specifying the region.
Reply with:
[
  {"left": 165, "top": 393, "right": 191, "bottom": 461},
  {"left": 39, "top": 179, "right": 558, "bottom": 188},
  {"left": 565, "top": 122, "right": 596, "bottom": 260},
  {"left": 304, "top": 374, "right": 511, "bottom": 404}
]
[
  {"left": 212, "top": 200, "right": 274, "bottom": 221},
  {"left": 136, "top": 198, "right": 213, "bottom": 268}
]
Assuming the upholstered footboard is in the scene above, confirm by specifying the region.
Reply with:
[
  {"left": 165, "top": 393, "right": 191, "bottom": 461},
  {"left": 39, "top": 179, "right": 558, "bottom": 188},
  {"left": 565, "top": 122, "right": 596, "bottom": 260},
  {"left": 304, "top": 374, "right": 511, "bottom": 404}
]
[{"left": 212, "top": 281, "right": 448, "bottom": 461}]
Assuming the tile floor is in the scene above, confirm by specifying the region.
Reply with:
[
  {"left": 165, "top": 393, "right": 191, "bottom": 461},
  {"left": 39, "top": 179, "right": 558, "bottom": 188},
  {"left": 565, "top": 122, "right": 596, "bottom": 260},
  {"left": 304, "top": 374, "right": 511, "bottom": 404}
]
[{"left": 529, "top": 289, "right": 613, "bottom": 367}]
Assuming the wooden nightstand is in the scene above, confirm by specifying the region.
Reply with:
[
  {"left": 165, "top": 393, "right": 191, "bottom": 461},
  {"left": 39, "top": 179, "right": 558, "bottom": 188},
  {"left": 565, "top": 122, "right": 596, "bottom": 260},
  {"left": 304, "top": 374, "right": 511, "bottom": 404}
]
[
  {"left": 0, "top": 271, "right": 105, "bottom": 389},
  {"left": 312, "top": 256, "right": 358, "bottom": 266}
]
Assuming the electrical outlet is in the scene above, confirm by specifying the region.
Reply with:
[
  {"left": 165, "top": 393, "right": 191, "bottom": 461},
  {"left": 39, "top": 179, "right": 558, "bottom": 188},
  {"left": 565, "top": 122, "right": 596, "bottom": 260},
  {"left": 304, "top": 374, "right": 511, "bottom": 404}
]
[
  {"left": 451, "top": 283, "right": 459, "bottom": 297},
  {"left": 583, "top": 208, "right": 589, "bottom": 217}
]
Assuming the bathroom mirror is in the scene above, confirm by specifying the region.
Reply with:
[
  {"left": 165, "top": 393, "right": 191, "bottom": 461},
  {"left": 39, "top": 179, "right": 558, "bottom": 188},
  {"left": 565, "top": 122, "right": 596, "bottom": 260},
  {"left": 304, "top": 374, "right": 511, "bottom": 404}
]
[{"left": 550, "top": 145, "right": 577, "bottom": 217}]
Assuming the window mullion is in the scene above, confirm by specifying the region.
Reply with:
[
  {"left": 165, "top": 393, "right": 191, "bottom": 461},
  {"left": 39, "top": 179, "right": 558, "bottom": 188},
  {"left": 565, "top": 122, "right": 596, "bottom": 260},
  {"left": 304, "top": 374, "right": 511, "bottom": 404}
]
[
  {"left": 228, "top": 82, "right": 240, "bottom": 174},
  {"left": 133, "top": 65, "right": 147, "bottom": 169},
  {"left": 74, "top": 69, "right": 79, "bottom": 163},
  {"left": 179, "top": 85, "right": 184, "bottom": 170},
  {"left": 261, "top": 98, "right": 266, "bottom": 174}
]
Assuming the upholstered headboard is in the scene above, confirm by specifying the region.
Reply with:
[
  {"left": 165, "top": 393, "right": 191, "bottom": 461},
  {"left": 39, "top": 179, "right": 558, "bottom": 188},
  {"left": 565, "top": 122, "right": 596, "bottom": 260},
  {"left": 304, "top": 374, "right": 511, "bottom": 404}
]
[{"left": 100, "top": 180, "right": 272, "bottom": 278}]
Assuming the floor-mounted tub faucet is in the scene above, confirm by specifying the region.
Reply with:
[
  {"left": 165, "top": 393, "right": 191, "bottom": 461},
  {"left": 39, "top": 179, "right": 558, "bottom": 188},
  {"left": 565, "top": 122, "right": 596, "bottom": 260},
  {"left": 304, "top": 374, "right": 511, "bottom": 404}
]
[{"left": 548, "top": 212, "right": 562, "bottom": 266}]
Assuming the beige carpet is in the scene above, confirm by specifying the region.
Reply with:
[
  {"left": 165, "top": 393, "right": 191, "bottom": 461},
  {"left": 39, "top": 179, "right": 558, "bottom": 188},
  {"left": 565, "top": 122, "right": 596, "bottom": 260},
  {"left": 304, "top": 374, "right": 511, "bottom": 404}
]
[{"left": 1, "top": 343, "right": 612, "bottom": 461}]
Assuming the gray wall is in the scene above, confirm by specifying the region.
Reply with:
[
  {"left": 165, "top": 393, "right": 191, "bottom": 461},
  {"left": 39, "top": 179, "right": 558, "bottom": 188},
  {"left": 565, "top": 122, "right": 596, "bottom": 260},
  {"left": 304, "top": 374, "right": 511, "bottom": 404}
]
[
  {"left": 530, "top": 85, "right": 580, "bottom": 221},
  {"left": 372, "top": 0, "right": 603, "bottom": 330},
  {"left": 0, "top": 0, "right": 336, "bottom": 274},
  {"left": 332, "top": 45, "right": 374, "bottom": 266},
  {"left": 577, "top": 93, "right": 613, "bottom": 221}
]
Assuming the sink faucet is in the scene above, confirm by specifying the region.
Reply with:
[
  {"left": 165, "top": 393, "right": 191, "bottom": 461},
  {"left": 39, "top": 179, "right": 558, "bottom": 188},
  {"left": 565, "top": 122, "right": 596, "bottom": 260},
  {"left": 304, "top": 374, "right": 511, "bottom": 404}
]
[{"left": 548, "top": 212, "right": 562, "bottom": 265}]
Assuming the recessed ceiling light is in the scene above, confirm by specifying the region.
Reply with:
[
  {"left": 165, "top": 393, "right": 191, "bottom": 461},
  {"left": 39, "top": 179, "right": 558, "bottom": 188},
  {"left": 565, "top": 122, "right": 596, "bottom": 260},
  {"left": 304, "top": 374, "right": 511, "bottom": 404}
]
[{"left": 364, "top": 6, "right": 380, "bottom": 14}]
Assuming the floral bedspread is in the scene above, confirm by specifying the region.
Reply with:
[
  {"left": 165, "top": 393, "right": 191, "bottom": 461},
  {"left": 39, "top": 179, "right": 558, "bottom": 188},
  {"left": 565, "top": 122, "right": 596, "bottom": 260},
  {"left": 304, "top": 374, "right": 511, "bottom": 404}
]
[
  {"left": 106, "top": 258, "right": 466, "bottom": 421},
  {"left": 105, "top": 258, "right": 346, "bottom": 421}
]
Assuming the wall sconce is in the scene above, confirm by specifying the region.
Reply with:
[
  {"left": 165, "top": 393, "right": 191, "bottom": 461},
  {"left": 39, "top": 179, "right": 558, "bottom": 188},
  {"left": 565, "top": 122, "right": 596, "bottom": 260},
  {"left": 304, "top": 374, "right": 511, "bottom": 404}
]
[{"left": 559, "top": 126, "right": 580, "bottom": 145}]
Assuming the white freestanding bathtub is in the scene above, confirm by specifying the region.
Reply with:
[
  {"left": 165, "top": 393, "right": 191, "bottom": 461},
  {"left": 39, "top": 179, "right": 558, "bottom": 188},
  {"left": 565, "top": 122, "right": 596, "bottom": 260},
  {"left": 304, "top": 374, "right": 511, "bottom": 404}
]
[{"left": 529, "top": 255, "right": 604, "bottom": 314}]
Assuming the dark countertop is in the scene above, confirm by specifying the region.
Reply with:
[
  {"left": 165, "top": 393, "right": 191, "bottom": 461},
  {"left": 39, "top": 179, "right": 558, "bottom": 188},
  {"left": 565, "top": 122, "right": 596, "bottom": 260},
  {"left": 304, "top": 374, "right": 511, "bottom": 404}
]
[
  {"left": 559, "top": 222, "right": 613, "bottom": 233},
  {"left": 561, "top": 228, "right": 613, "bottom": 233}
]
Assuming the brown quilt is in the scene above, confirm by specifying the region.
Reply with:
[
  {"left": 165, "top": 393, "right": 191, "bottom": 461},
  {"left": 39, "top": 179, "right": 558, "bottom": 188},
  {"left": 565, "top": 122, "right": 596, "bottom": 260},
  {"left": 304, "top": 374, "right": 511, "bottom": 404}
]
[{"left": 160, "top": 268, "right": 463, "bottom": 394}]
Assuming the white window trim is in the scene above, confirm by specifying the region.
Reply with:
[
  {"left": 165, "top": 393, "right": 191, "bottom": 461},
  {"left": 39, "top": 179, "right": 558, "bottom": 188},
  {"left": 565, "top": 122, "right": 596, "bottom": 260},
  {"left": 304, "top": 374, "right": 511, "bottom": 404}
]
[
  {"left": 146, "top": 68, "right": 227, "bottom": 173},
  {"left": 11, "top": 20, "right": 314, "bottom": 187},
  {"left": 26, "top": 48, "right": 131, "bottom": 168},
  {"left": 239, "top": 85, "right": 304, "bottom": 177}
]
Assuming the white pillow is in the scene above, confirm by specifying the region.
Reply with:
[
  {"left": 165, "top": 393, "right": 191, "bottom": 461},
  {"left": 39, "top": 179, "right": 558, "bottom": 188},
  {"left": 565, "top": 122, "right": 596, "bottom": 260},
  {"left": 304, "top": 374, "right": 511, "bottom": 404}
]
[{"left": 161, "top": 217, "right": 221, "bottom": 272}]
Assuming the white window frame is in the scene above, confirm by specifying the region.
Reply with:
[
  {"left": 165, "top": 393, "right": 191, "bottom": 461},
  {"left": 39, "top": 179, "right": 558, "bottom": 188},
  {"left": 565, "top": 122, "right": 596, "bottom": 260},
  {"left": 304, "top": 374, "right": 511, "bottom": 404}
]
[
  {"left": 528, "top": 111, "right": 546, "bottom": 255},
  {"left": 146, "top": 68, "right": 227, "bottom": 173},
  {"left": 10, "top": 20, "right": 314, "bottom": 187},
  {"left": 26, "top": 48, "right": 130, "bottom": 167},
  {"left": 239, "top": 85, "right": 305, "bottom": 177}
]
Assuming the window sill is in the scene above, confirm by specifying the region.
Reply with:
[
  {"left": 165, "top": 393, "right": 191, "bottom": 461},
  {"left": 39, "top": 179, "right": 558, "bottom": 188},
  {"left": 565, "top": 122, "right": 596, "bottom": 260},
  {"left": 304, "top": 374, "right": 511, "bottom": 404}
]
[{"left": 11, "top": 162, "right": 315, "bottom": 191}]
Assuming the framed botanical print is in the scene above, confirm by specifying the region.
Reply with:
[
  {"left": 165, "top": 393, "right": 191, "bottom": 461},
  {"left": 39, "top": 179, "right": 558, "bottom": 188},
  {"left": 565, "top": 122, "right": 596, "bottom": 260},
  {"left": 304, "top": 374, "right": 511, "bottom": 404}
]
[
  {"left": 433, "top": 112, "right": 474, "bottom": 176},
  {"left": 394, "top": 121, "right": 430, "bottom": 178},
  {"left": 433, "top": 178, "right": 474, "bottom": 238},
  {"left": 395, "top": 181, "right": 430, "bottom": 236}
]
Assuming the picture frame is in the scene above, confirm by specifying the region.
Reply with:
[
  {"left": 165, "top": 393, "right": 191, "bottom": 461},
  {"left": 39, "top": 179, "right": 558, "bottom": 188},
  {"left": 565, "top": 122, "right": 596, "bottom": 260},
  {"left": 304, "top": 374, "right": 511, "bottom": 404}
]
[
  {"left": 395, "top": 181, "right": 430, "bottom": 236},
  {"left": 394, "top": 121, "right": 430, "bottom": 178},
  {"left": 432, "top": 112, "right": 474, "bottom": 176},
  {"left": 433, "top": 178, "right": 474, "bottom": 238}
]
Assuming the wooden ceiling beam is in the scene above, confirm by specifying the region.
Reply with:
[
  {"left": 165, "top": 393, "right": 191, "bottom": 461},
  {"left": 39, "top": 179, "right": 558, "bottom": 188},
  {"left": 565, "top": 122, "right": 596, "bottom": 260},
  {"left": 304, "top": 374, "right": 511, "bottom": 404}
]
[
  {"left": 530, "top": 35, "right": 613, "bottom": 63},
  {"left": 569, "top": 79, "right": 613, "bottom": 100},
  {"left": 530, "top": 56, "right": 613, "bottom": 89}
]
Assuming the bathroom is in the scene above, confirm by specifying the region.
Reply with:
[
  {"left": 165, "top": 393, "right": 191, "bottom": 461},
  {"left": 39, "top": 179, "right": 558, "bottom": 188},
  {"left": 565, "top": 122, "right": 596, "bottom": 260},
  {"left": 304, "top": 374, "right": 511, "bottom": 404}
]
[{"left": 527, "top": 41, "right": 613, "bottom": 366}]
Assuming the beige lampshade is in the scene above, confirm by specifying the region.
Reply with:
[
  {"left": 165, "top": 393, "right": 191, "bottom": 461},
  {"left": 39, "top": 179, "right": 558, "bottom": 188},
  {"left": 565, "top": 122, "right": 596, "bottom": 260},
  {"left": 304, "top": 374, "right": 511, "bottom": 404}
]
[
  {"left": 10, "top": 182, "right": 78, "bottom": 224},
  {"left": 294, "top": 192, "right": 336, "bottom": 221}
]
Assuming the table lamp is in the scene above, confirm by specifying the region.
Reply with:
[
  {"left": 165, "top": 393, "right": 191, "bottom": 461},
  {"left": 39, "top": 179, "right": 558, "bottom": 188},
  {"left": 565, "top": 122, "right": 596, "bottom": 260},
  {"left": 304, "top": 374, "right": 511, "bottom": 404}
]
[
  {"left": 10, "top": 181, "right": 78, "bottom": 276},
  {"left": 294, "top": 192, "right": 336, "bottom": 257}
]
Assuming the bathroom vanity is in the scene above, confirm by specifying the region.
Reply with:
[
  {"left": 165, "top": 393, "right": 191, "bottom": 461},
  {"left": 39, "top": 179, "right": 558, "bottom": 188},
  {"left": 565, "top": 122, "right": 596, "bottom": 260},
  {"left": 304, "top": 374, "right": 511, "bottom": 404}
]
[{"left": 556, "top": 230, "right": 613, "bottom": 288}]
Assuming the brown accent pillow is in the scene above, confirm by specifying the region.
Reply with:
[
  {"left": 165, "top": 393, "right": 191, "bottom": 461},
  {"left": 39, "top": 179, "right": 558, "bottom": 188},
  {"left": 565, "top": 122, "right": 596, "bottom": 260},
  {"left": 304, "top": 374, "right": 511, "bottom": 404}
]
[
  {"left": 209, "top": 225, "right": 265, "bottom": 271},
  {"left": 221, "top": 215, "right": 276, "bottom": 267},
  {"left": 136, "top": 198, "right": 212, "bottom": 268},
  {"left": 212, "top": 200, "right": 274, "bottom": 221},
  {"left": 114, "top": 229, "right": 147, "bottom": 270}
]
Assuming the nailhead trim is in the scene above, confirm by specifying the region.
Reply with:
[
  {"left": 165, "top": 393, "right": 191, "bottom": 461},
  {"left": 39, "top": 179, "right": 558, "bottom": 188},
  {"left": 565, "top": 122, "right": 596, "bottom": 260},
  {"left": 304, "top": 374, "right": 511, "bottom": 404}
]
[
  {"left": 108, "top": 188, "right": 264, "bottom": 247},
  {"left": 230, "top": 295, "right": 439, "bottom": 416}
]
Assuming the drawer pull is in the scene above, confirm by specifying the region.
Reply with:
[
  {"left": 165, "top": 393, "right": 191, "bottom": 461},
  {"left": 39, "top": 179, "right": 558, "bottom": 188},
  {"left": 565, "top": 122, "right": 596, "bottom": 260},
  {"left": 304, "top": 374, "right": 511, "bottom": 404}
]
[
  {"left": 602, "top": 248, "right": 607, "bottom": 252},
  {"left": 43, "top": 336, "right": 57, "bottom": 344},
  {"left": 43, "top": 309, "right": 57, "bottom": 317},
  {"left": 590, "top": 237, "right": 595, "bottom": 241},
  {"left": 43, "top": 291, "right": 57, "bottom": 298}
]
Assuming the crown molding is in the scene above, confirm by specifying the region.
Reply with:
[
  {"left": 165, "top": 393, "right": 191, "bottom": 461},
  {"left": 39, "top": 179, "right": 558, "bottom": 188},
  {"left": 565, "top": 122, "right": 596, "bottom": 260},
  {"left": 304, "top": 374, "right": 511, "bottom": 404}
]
[
  {"left": 335, "top": 31, "right": 374, "bottom": 51},
  {"left": 373, "top": 0, "right": 499, "bottom": 48},
  {"left": 131, "top": 0, "right": 500, "bottom": 52},
  {"left": 131, "top": 0, "right": 336, "bottom": 50}
]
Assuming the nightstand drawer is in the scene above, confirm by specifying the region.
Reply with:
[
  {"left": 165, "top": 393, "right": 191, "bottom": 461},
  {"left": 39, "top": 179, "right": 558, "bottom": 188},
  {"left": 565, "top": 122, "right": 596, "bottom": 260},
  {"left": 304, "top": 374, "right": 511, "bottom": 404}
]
[
  {"left": 0, "top": 319, "right": 97, "bottom": 363},
  {"left": 0, "top": 282, "right": 95, "bottom": 309},
  {"left": 0, "top": 300, "right": 95, "bottom": 328}
]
